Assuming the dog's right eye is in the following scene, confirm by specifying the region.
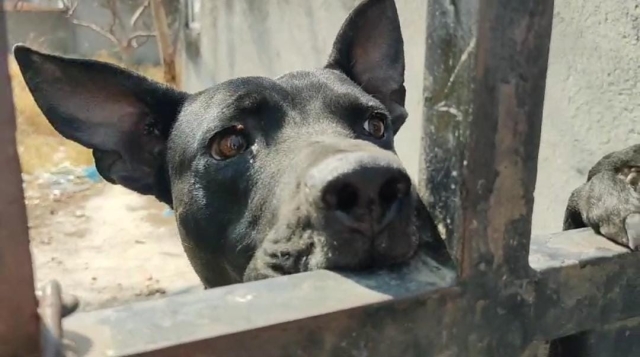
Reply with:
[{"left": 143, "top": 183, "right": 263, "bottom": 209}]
[
  {"left": 210, "top": 125, "right": 248, "bottom": 161},
  {"left": 363, "top": 112, "right": 387, "bottom": 139}
]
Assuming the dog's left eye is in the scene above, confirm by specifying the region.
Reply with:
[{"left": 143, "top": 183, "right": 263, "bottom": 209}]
[
  {"left": 210, "top": 125, "right": 248, "bottom": 161},
  {"left": 363, "top": 112, "right": 387, "bottom": 139}
]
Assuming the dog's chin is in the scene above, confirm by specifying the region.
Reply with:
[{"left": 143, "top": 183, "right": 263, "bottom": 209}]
[
  {"left": 242, "top": 217, "right": 420, "bottom": 282},
  {"left": 306, "top": 226, "right": 420, "bottom": 272}
]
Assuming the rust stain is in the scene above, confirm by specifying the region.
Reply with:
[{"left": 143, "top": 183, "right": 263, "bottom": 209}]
[
  {"left": 0, "top": 9, "right": 40, "bottom": 357},
  {"left": 487, "top": 83, "right": 528, "bottom": 268}
]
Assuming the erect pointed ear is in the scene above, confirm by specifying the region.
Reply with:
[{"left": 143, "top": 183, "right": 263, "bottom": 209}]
[
  {"left": 13, "top": 45, "right": 188, "bottom": 205},
  {"left": 326, "top": 0, "right": 407, "bottom": 134}
]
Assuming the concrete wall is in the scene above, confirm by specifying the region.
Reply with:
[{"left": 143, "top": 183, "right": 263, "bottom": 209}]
[
  {"left": 180, "top": 0, "right": 640, "bottom": 234},
  {"left": 533, "top": 0, "right": 640, "bottom": 233}
]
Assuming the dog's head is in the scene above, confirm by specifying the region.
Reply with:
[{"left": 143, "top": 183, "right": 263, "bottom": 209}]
[{"left": 14, "top": 0, "right": 424, "bottom": 287}]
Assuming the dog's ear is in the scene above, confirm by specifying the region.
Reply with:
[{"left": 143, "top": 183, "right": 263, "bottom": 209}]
[
  {"left": 13, "top": 45, "right": 187, "bottom": 205},
  {"left": 326, "top": 0, "right": 407, "bottom": 134}
]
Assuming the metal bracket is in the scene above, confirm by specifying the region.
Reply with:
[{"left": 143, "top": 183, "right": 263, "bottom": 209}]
[{"left": 38, "top": 280, "right": 79, "bottom": 357}]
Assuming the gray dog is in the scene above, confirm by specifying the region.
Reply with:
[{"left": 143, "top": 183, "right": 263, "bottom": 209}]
[{"left": 564, "top": 144, "right": 640, "bottom": 251}]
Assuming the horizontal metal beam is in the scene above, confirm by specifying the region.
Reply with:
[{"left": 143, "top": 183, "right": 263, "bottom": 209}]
[
  {"left": 549, "top": 317, "right": 640, "bottom": 356},
  {"left": 63, "top": 250, "right": 456, "bottom": 356},
  {"left": 62, "top": 229, "right": 639, "bottom": 357},
  {"left": 528, "top": 226, "right": 629, "bottom": 271},
  {"left": 0, "top": 7, "right": 41, "bottom": 357}
]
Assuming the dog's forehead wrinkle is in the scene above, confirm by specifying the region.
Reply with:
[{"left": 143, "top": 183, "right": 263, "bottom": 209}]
[
  {"left": 169, "top": 77, "right": 293, "bottom": 158},
  {"left": 277, "top": 69, "right": 382, "bottom": 108},
  {"left": 173, "top": 70, "right": 385, "bottom": 153},
  {"left": 189, "top": 77, "right": 290, "bottom": 115}
]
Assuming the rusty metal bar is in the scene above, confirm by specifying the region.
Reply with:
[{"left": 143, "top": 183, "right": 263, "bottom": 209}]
[
  {"left": 39, "top": 280, "right": 64, "bottom": 357},
  {"left": 0, "top": 6, "right": 41, "bottom": 357},
  {"left": 61, "top": 229, "right": 639, "bottom": 357},
  {"left": 35, "top": 283, "right": 80, "bottom": 320},
  {"left": 62, "top": 250, "right": 456, "bottom": 356},
  {"left": 420, "top": 0, "right": 554, "bottom": 278}
]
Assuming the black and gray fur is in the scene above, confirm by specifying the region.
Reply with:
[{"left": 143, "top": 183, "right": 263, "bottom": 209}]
[{"left": 563, "top": 144, "right": 640, "bottom": 250}]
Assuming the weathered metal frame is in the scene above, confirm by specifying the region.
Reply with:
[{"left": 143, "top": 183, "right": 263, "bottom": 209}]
[
  {"left": 57, "top": 229, "right": 636, "bottom": 356},
  {"left": 1, "top": 0, "right": 640, "bottom": 356},
  {"left": 0, "top": 5, "right": 41, "bottom": 357}
]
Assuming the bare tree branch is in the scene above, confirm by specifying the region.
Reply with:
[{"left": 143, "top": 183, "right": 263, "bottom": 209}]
[
  {"left": 69, "top": 18, "right": 120, "bottom": 46},
  {"left": 104, "top": 0, "right": 119, "bottom": 37},
  {"left": 150, "top": 0, "right": 179, "bottom": 87},
  {"left": 62, "top": 0, "right": 117, "bottom": 45},
  {"left": 61, "top": 0, "right": 160, "bottom": 65},
  {"left": 131, "top": 0, "right": 151, "bottom": 28},
  {"left": 61, "top": 0, "right": 78, "bottom": 15},
  {"left": 170, "top": 2, "right": 182, "bottom": 59},
  {"left": 126, "top": 31, "right": 157, "bottom": 49}
]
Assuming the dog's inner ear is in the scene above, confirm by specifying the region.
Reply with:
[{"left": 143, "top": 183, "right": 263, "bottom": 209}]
[
  {"left": 326, "top": 0, "right": 407, "bottom": 134},
  {"left": 13, "top": 46, "right": 187, "bottom": 204}
]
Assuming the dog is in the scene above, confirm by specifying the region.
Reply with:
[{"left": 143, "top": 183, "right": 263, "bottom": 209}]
[
  {"left": 563, "top": 144, "right": 640, "bottom": 251},
  {"left": 14, "top": 0, "right": 451, "bottom": 288}
]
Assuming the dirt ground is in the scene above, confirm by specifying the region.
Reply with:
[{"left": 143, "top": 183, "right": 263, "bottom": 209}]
[{"left": 24, "top": 172, "right": 202, "bottom": 312}]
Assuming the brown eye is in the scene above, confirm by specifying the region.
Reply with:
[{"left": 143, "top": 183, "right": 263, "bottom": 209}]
[
  {"left": 363, "top": 113, "right": 387, "bottom": 139},
  {"left": 210, "top": 126, "right": 248, "bottom": 161}
]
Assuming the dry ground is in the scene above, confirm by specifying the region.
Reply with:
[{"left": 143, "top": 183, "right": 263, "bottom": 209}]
[{"left": 24, "top": 179, "right": 201, "bottom": 311}]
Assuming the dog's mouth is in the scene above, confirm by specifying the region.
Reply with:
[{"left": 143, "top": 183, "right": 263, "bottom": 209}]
[
  {"left": 242, "top": 181, "right": 420, "bottom": 282},
  {"left": 309, "top": 219, "right": 419, "bottom": 274},
  {"left": 290, "top": 197, "right": 418, "bottom": 271}
]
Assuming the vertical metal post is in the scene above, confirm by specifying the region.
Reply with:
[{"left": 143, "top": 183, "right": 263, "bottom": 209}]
[
  {"left": 0, "top": 6, "right": 41, "bottom": 357},
  {"left": 421, "top": 0, "right": 554, "bottom": 278}
]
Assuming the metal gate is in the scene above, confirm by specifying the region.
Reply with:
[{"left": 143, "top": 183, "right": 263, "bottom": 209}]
[{"left": 2, "top": 0, "right": 639, "bottom": 356}]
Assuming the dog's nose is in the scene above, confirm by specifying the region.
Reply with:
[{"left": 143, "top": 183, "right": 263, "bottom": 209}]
[{"left": 306, "top": 152, "right": 411, "bottom": 236}]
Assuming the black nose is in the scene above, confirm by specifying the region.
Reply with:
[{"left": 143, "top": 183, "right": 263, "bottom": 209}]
[{"left": 307, "top": 152, "right": 411, "bottom": 236}]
